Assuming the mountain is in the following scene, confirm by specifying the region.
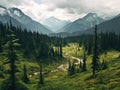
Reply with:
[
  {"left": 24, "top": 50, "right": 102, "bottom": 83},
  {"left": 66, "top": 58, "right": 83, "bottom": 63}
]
[
  {"left": 59, "top": 13, "right": 104, "bottom": 33},
  {"left": 0, "top": 6, "right": 52, "bottom": 34},
  {"left": 0, "top": 6, "right": 24, "bottom": 28},
  {"left": 72, "top": 14, "right": 120, "bottom": 36},
  {"left": 41, "top": 16, "right": 70, "bottom": 32}
]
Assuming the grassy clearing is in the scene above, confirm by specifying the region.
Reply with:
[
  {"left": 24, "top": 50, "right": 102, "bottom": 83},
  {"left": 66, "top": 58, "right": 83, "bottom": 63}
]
[{"left": 0, "top": 43, "right": 120, "bottom": 90}]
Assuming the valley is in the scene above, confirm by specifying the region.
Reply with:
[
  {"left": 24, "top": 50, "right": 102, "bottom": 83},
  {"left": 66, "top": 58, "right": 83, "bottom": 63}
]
[
  {"left": 0, "top": 43, "right": 120, "bottom": 90},
  {"left": 0, "top": 1, "right": 120, "bottom": 90}
]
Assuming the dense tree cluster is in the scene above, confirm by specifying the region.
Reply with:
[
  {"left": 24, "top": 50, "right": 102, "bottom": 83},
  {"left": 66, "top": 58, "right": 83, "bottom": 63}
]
[
  {"left": 65, "top": 31, "right": 120, "bottom": 54},
  {"left": 0, "top": 22, "right": 63, "bottom": 64},
  {"left": 0, "top": 21, "right": 64, "bottom": 89}
]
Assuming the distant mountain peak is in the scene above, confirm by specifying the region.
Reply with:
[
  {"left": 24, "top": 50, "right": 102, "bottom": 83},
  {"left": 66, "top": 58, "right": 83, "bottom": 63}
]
[
  {"left": 8, "top": 7, "right": 23, "bottom": 17},
  {"left": 0, "top": 6, "right": 52, "bottom": 34},
  {"left": 86, "top": 13, "right": 97, "bottom": 16},
  {"left": 83, "top": 13, "right": 101, "bottom": 20},
  {"left": 45, "top": 16, "right": 61, "bottom": 23},
  {"left": 59, "top": 13, "right": 104, "bottom": 33},
  {"left": 41, "top": 17, "right": 71, "bottom": 32}
]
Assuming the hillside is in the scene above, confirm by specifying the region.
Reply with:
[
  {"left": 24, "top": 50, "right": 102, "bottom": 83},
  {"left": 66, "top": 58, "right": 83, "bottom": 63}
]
[
  {"left": 0, "top": 6, "right": 52, "bottom": 34},
  {"left": 59, "top": 13, "right": 104, "bottom": 33},
  {"left": 0, "top": 0, "right": 120, "bottom": 90},
  {"left": 72, "top": 14, "right": 120, "bottom": 36},
  {"left": 0, "top": 43, "right": 120, "bottom": 90}
]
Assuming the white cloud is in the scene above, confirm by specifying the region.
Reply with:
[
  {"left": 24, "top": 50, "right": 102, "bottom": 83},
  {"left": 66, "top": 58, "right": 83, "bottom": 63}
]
[{"left": 0, "top": 0, "right": 120, "bottom": 22}]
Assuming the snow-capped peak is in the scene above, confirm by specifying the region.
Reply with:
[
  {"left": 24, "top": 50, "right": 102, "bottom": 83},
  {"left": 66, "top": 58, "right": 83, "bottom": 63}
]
[
  {"left": 83, "top": 13, "right": 99, "bottom": 21},
  {"left": 0, "top": 6, "right": 7, "bottom": 16},
  {"left": 8, "top": 8, "right": 23, "bottom": 17},
  {"left": 13, "top": 10, "right": 21, "bottom": 17}
]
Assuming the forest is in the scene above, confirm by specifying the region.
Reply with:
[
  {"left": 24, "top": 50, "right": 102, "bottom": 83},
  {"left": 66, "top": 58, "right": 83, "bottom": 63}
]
[{"left": 0, "top": 21, "right": 120, "bottom": 90}]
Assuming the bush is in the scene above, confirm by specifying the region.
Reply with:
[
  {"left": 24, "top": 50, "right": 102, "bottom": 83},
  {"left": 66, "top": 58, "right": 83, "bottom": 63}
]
[
  {"left": 101, "top": 60, "right": 108, "bottom": 70},
  {"left": 0, "top": 79, "right": 28, "bottom": 90}
]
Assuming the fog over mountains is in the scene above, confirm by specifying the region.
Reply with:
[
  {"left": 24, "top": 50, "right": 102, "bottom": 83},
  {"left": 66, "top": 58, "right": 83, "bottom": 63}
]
[
  {"left": 0, "top": 5, "right": 120, "bottom": 36},
  {"left": 41, "top": 16, "right": 71, "bottom": 32}
]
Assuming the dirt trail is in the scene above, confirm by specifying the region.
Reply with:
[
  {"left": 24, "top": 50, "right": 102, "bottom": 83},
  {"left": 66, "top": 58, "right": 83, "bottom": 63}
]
[
  {"left": 29, "top": 54, "right": 83, "bottom": 77},
  {"left": 51, "top": 56, "right": 83, "bottom": 72}
]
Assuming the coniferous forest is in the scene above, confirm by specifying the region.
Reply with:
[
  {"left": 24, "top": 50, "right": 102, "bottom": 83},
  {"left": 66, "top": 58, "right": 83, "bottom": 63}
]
[{"left": 0, "top": 1, "right": 120, "bottom": 90}]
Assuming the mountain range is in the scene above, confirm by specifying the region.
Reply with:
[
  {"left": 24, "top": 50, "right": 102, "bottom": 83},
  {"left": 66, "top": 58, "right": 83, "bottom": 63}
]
[
  {"left": 41, "top": 16, "right": 70, "bottom": 32},
  {"left": 0, "top": 5, "right": 120, "bottom": 36},
  {"left": 0, "top": 5, "right": 52, "bottom": 34},
  {"left": 49, "top": 13, "right": 120, "bottom": 37},
  {"left": 58, "top": 13, "right": 104, "bottom": 33},
  {"left": 72, "top": 14, "right": 120, "bottom": 36}
]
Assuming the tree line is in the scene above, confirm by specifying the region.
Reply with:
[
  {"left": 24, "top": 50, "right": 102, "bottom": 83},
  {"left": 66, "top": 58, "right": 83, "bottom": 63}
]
[
  {"left": 0, "top": 21, "right": 64, "bottom": 90},
  {"left": 0, "top": 22, "right": 63, "bottom": 64}
]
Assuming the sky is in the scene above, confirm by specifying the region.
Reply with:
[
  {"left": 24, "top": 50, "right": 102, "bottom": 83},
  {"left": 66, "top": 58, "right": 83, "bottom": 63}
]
[{"left": 0, "top": 0, "right": 120, "bottom": 22}]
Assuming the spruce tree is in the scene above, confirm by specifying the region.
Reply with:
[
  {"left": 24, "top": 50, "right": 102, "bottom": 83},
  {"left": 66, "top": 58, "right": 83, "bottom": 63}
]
[
  {"left": 39, "top": 61, "right": 44, "bottom": 85},
  {"left": 71, "top": 62, "right": 75, "bottom": 75},
  {"left": 82, "top": 50, "right": 87, "bottom": 71},
  {"left": 8, "top": 29, "right": 17, "bottom": 90},
  {"left": 68, "top": 60, "right": 75, "bottom": 76},
  {"left": 59, "top": 43, "right": 63, "bottom": 57},
  {"left": 92, "top": 25, "right": 100, "bottom": 76},
  {"left": 68, "top": 60, "right": 71, "bottom": 76},
  {"left": 1, "top": 21, "right": 28, "bottom": 90},
  {"left": 0, "top": 41, "right": 3, "bottom": 53},
  {"left": 22, "top": 64, "right": 29, "bottom": 83}
]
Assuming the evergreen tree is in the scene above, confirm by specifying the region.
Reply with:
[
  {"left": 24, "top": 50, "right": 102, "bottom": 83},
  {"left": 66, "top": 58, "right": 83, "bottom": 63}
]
[
  {"left": 68, "top": 60, "right": 75, "bottom": 76},
  {"left": 1, "top": 21, "right": 28, "bottom": 90},
  {"left": 1, "top": 27, "right": 20, "bottom": 90},
  {"left": 22, "top": 64, "right": 29, "bottom": 83},
  {"left": 68, "top": 60, "right": 72, "bottom": 76},
  {"left": 92, "top": 25, "right": 100, "bottom": 76},
  {"left": 79, "top": 60, "right": 83, "bottom": 69},
  {"left": 7, "top": 28, "right": 17, "bottom": 90},
  {"left": 101, "top": 59, "right": 108, "bottom": 70},
  {"left": 82, "top": 51, "right": 87, "bottom": 71},
  {"left": 101, "top": 52, "right": 108, "bottom": 70},
  {"left": 59, "top": 42, "right": 63, "bottom": 57},
  {"left": 39, "top": 61, "right": 44, "bottom": 85},
  {"left": 0, "top": 40, "right": 3, "bottom": 53},
  {"left": 71, "top": 62, "right": 75, "bottom": 75}
]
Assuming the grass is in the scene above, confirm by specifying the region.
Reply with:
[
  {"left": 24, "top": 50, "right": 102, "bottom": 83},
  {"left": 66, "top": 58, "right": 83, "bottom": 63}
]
[{"left": 0, "top": 43, "right": 120, "bottom": 90}]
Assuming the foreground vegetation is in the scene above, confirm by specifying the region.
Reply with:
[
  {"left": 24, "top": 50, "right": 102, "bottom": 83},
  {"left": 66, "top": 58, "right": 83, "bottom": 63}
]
[
  {"left": 0, "top": 22, "right": 120, "bottom": 90},
  {"left": 0, "top": 43, "right": 120, "bottom": 90}
]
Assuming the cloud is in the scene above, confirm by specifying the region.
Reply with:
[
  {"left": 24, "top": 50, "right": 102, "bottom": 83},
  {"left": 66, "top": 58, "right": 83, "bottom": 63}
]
[{"left": 0, "top": 0, "right": 120, "bottom": 22}]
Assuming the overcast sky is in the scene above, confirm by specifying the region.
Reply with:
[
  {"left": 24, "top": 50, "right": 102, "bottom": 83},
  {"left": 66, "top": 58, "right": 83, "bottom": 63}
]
[{"left": 0, "top": 0, "right": 120, "bottom": 22}]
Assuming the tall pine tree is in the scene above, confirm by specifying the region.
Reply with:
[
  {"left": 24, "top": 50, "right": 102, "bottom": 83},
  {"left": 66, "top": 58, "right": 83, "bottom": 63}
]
[
  {"left": 92, "top": 25, "right": 100, "bottom": 76},
  {"left": 22, "top": 64, "right": 29, "bottom": 83},
  {"left": 7, "top": 28, "right": 17, "bottom": 90},
  {"left": 82, "top": 50, "right": 87, "bottom": 71},
  {"left": 39, "top": 60, "right": 44, "bottom": 85}
]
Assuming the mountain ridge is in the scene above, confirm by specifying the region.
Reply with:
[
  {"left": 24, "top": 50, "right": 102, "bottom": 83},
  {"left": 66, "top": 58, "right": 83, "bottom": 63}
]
[
  {"left": 58, "top": 13, "right": 104, "bottom": 33},
  {"left": 41, "top": 16, "right": 71, "bottom": 32},
  {"left": 0, "top": 5, "right": 52, "bottom": 34}
]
